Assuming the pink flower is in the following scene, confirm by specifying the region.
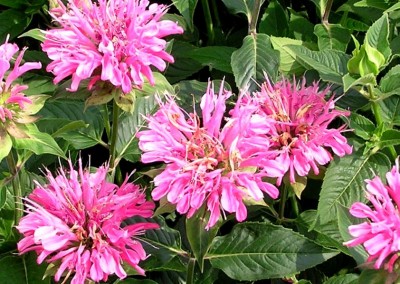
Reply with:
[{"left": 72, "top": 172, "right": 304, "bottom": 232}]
[
  {"left": 42, "top": 0, "right": 183, "bottom": 94},
  {"left": 16, "top": 159, "right": 158, "bottom": 284},
  {"left": 0, "top": 37, "right": 41, "bottom": 122},
  {"left": 240, "top": 77, "right": 352, "bottom": 184},
  {"left": 137, "top": 82, "right": 283, "bottom": 229},
  {"left": 344, "top": 160, "right": 400, "bottom": 272}
]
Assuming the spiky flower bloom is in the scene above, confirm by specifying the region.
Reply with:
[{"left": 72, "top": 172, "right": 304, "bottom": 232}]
[
  {"left": 344, "top": 161, "right": 400, "bottom": 272},
  {"left": 42, "top": 0, "right": 183, "bottom": 94},
  {"left": 243, "top": 77, "right": 352, "bottom": 184},
  {"left": 0, "top": 37, "right": 42, "bottom": 161},
  {"left": 17, "top": 160, "right": 158, "bottom": 284},
  {"left": 137, "top": 82, "right": 283, "bottom": 229}
]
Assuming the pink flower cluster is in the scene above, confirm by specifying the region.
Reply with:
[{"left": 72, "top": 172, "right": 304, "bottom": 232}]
[
  {"left": 43, "top": 0, "right": 183, "bottom": 93},
  {"left": 0, "top": 37, "right": 41, "bottom": 122},
  {"left": 137, "top": 78, "right": 352, "bottom": 229},
  {"left": 17, "top": 160, "right": 158, "bottom": 284},
  {"left": 344, "top": 161, "right": 400, "bottom": 272},
  {"left": 242, "top": 78, "right": 352, "bottom": 184}
]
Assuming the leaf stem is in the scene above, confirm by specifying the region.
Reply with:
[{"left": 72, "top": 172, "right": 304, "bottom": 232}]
[
  {"left": 6, "top": 151, "right": 23, "bottom": 224},
  {"left": 277, "top": 183, "right": 288, "bottom": 224},
  {"left": 109, "top": 100, "right": 120, "bottom": 180},
  {"left": 249, "top": 0, "right": 262, "bottom": 35},
  {"left": 201, "top": 0, "right": 214, "bottom": 45},
  {"left": 322, "top": 0, "right": 333, "bottom": 25},
  {"left": 186, "top": 258, "right": 196, "bottom": 284}
]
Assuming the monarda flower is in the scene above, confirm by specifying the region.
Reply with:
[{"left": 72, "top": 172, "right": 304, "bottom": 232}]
[
  {"left": 137, "top": 82, "right": 283, "bottom": 229},
  {"left": 242, "top": 77, "right": 352, "bottom": 184},
  {"left": 0, "top": 37, "right": 42, "bottom": 161},
  {"left": 42, "top": 0, "right": 183, "bottom": 94},
  {"left": 17, "top": 160, "right": 158, "bottom": 284},
  {"left": 344, "top": 161, "right": 400, "bottom": 272}
]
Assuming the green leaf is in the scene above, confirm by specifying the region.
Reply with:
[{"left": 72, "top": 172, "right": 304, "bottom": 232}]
[
  {"left": 165, "top": 41, "right": 203, "bottom": 84},
  {"left": 231, "top": 34, "right": 279, "bottom": 91},
  {"left": 375, "top": 129, "right": 400, "bottom": 150},
  {"left": 379, "top": 65, "right": 400, "bottom": 94},
  {"left": 378, "top": 95, "right": 400, "bottom": 126},
  {"left": 314, "top": 24, "right": 351, "bottom": 52},
  {"left": 18, "top": 28, "right": 45, "bottom": 43},
  {"left": 0, "top": 253, "right": 50, "bottom": 284},
  {"left": 207, "top": 222, "right": 338, "bottom": 281},
  {"left": 385, "top": 2, "right": 400, "bottom": 12},
  {"left": 0, "top": 185, "right": 15, "bottom": 241},
  {"left": 354, "top": 0, "right": 393, "bottom": 10},
  {"left": 114, "top": 279, "right": 158, "bottom": 284},
  {"left": 323, "top": 273, "right": 359, "bottom": 284},
  {"left": 23, "top": 75, "right": 56, "bottom": 96},
  {"left": 12, "top": 124, "right": 66, "bottom": 159},
  {"left": 347, "top": 112, "right": 375, "bottom": 140},
  {"left": 358, "top": 269, "right": 397, "bottom": 284},
  {"left": 270, "top": 36, "right": 307, "bottom": 75},
  {"left": 222, "top": 0, "right": 265, "bottom": 24},
  {"left": 189, "top": 46, "right": 236, "bottom": 73},
  {"left": 186, "top": 207, "right": 219, "bottom": 272},
  {"left": 342, "top": 73, "right": 376, "bottom": 92},
  {"left": 336, "top": 205, "right": 368, "bottom": 265},
  {"left": 315, "top": 150, "right": 391, "bottom": 226},
  {"left": 365, "top": 13, "right": 391, "bottom": 60},
  {"left": 0, "top": 130, "right": 12, "bottom": 163},
  {"left": 340, "top": 17, "right": 369, "bottom": 32},
  {"left": 288, "top": 8, "right": 316, "bottom": 42},
  {"left": 173, "top": 0, "right": 198, "bottom": 31},
  {"left": 37, "top": 100, "right": 104, "bottom": 150},
  {"left": 0, "top": 9, "right": 30, "bottom": 41},
  {"left": 287, "top": 45, "right": 349, "bottom": 84},
  {"left": 258, "top": 0, "right": 289, "bottom": 37}
]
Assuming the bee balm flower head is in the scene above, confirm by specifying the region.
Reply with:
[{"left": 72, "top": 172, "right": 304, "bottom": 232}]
[
  {"left": 137, "top": 82, "right": 283, "bottom": 229},
  {"left": 17, "top": 159, "right": 158, "bottom": 284},
  {"left": 42, "top": 0, "right": 183, "bottom": 94}
]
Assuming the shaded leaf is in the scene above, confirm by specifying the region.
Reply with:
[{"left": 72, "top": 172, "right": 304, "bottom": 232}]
[
  {"left": 231, "top": 34, "right": 279, "bottom": 91},
  {"left": 378, "top": 95, "right": 400, "bottom": 126},
  {"left": 173, "top": 0, "right": 198, "bottom": 31},
  {"left": 258, "top": 0, "right": 289, "bottom": 37},
  {"left": 0, "top": 9, "right": 30, "bottom": 41},
  {"left": 323, "top": 273, "right": 359, "bottom": 284},
  {"left": 347, "top": 112, "right": 375, "bottom": 140},
  {"left": 208, "top": 222, "right": 338, "bottom": 281},
  {"left": 314, "top": 24, "right": 351, "bottom": 52},
  {"left": 189, "top": 46, "right": 236, "bottom": 73}
]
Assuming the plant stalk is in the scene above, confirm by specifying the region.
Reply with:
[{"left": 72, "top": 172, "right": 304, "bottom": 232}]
[
  {"left": 201, "top": 0, "right": 214, "bottom": 45},
  {"left": 278, "top": 183, "right": 288, "bottom": 224},
  {"left": 109, "top": 100, "right": 120, "bottom": 179},
  {"left": 6, "top": 151, "right": 23, "bottom": 224},
  {"left": 322, "top": 0, "right": 334, "bottom": 25},
  {"left": 249, "top": 0, "right": 262, "bottom": 35},
  {"left": 186, "top": 258, "right": 196, "bottom": 284}
]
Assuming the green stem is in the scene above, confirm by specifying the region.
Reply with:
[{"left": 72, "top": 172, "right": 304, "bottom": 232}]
[
  {"left": 249, "top": 0, "right": 262, "bottom": 35},
  {"left": 322, "top": 0, "right": 333, "bottom": 25},
  {"left": 109, "top": 100, "right": 120, "bottom": 180},
  {"left": 290, "top": 193, "right": 300, "bottom": 218},
  {"left": 277, "top": 184, "right": 288, "bottom": 224},
  {"left": 201, "top": 0, "right": 214, "bottom": 45},
  {"left": 210, "top": 0, "right": 221, "bottom": 31},
  {"left": 6, "top": 151, "right": 22, "bottom": 224},
  {"left": 186, "top": 258, "right": 196, "bottom": 284},
  {"left": 102, "top": 104, "right": 111, "bottom": 141}
]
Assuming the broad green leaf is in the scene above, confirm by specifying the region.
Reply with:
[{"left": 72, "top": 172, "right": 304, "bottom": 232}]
[
  {"left": 288, "top": 8, "right": 316, "bottom": 42},
  {"left": 337, "top": 205, "right": 368, "bottom": 265},
  {"left": 194, "top": 261, "right": 219, "bottom": 284},
  {"left": 365, "top": 13, "right": 391, "bottom": 60},
  {"left": 173, "top": 0, "right": 198, "bottom": 31},
  {"left": 354, "top": 0, "right": 393, "bottom": 10},
  {"left": 331, "top": 85, "right": 369, "bottom": 111},
  {"left": 207, "top": 222, "right": 338, "bottom": 281},
  {"left": 37, "top": 100, "right": 104, "bottom": 150},
  {"left": 0, "top": 130, "right": 12, "bottom": 163},
  {"left": 297, "top": 210, "right": 349, "bottom": 254},
  {"left": 323, "top": 274, "right": 359, "bottom": 284},
  {"left": 12, "top": 124, "right": 66, "bottom": 159},
  {"left": 258, "top": 0, "right": 289, "bottom": 37},
  {"left": 0, "top": 253, "right": 50, "bottom": 284},
  {"left": 0, "top": 0, "right": 30, "bottom": 9},
  {"left": 186, "top": 207, "right": 219, "bottom": 272},
  {"left": 315, "top": 149, "right": 391, "bottom": 226},
  {"left": 0, "top": 185, "right": 5, "bottom": 210},
  {"left": 165, "top": 41, "right": 203, "bottom": 84},
  {"left": 314, "top": 24, "right": 351, "bottom": 52},
  {"left": 153, "top": 271, "right": 186, "bottom": 284},
  {"left": 189, "top": 46, "right": 236, "bottom": 73},
  {"left": 23, "top": 75, "right": 56, "bottom": 96},
  {"left": 222, "top": 0, "right": 265, "bottom": 24},
  {"left": 114, "top": 279, "right": 158, "bottom": 284},
  {"left": 115, "top": 73, "right": 174, "bottom": 163},
  {"left": 375, "top": 129, "right": 400, "bottom": 150},
  {"left": 287, "top": 45, "right": 350, "bottom": 84},
  {"left": 0, "top": 9, "right": 30, "bottom": 41},
  {"left": 0, "top": 185, "right": 15, "bottom": 241},
  {"left": 378, "top": 95, "right": 400, "bottom": 126},
  {"left": 385, "top": 2, "right": 400, "bottom": 12},
  {"left": 347, "top": 112, "right": 375, "bottom": 140},
  {"left": 231, "top": 34, "right": 279, "bottom": 91},
  {"left": 379, "top": 65, "right": 400, "bottom": 94},
  {"left": 18, "top": 28, "right": 45, "bottom": 43},
  {"left": 270, "top": 36, "right": 306, "bottom": 75},
  {"left": 340, "top": 17, "right": 369, "bottom": 32}
]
